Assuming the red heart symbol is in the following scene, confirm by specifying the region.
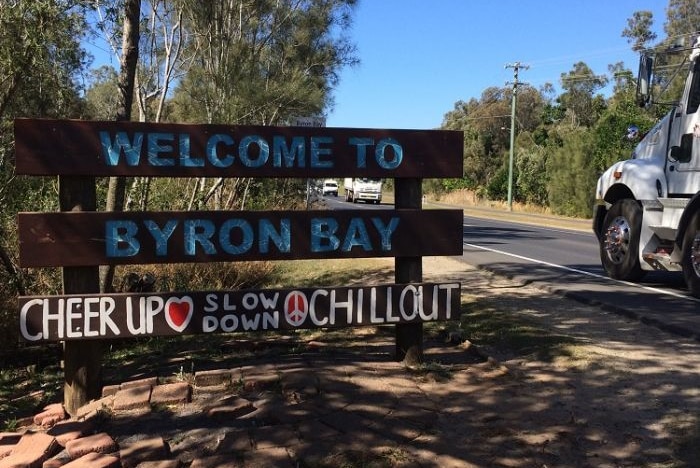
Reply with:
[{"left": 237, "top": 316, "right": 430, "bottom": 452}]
[{"left": 165, "top": 297, "right": 193, "bottom": 332}]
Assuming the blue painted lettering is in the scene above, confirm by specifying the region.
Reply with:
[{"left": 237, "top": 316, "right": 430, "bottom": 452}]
[
  {"left": 105, "top": 220, "right": 140, "bottom": 257},
  {"left": 311, "top": 218, "right": 340, "bottom": 252},
  {"left": 184, "top": 220, "right": 216, "bottom": 255},
  {"left": 219, "top": 219, "right": 254, "bottom": 255},
  {"left": 179, "top": 134, "right": 204, "bottom": 167},
  {"left": 239, "top": 135, "right": 269, "bottom": 167},
  {"left": 375, "top": 138, "right": 403, "bottom": 169},
  {"left": 371, "top": 217, "right": 399, "bottom": 250},
  {"left": 259, "top": 219, "right": 290, "bottom": 253},
  {"left": 144, "top": 220, "right": 178, "bottom": 256},
  {"left": 273, "top": 136, "right": 305, "bottom": 167},
  {"left": 341, "top": 218, "right": 372, "bottom": 251},
  {"left": 310, "top": 136, "right": 333, "bottom": 168},
  {"left": 206, "top": 134, "right": 235, "bottom": 167},
  {"left": 147, "top": 132, "right": 176, "bottom": 166},
  {"left": 100, "top": 131, "right": 143, "bottom": 166},
  {"left": 349, "top": 137, "right": 373, "bottom": 168}
]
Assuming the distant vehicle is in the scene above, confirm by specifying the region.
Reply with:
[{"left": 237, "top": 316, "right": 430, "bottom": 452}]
[
  {"left": 343, "top": 178, "right": 383, "bottom": 204},
  {"left": 321, "top": 179, "right": 338, "bottom": 197},
  {"left": 593, "top": 35, "right": 700, "bottom": 298}
]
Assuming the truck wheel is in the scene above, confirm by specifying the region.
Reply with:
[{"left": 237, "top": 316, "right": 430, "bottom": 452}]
[
  {"left": 681, "top": 214, "right": 700, "bottom": 298},
  {"left": 599, "top": 199, "right": 646, "bottom": 281}
]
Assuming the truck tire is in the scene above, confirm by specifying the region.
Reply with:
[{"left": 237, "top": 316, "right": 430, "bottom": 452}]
[
  {"left": 681, "top": 213, "right": 700, "bottom": 298},
  {"left": 599, "top": 199, "right": 646, "bottom": 281}
]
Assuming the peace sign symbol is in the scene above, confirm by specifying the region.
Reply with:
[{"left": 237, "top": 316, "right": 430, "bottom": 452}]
[{"left": 284, "top": 291, "right": 308, "bottom": 327}]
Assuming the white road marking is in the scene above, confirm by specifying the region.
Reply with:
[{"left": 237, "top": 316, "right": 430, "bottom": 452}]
[{"left": 463, "top": 241, "right": 700, "bottom": 303}]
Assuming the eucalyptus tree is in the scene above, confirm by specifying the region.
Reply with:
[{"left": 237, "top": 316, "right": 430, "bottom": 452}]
[
  {"left": 558, "top": 61, "right": 608, "bottom": 128},
  {"left": 0, "top": 1, "right": 89, "bottom": 343},
  {"left": 175, "top": 0, "right": 357, "bottom": 126},
  {"left": 170, "top": 0, "right": 359, "bottom": 210},
  {"left": 622, "top": 10, "right": 657, "bottom": 51},
  {"left": 664, "top": 0, "right": 700, "bottom": 43}
]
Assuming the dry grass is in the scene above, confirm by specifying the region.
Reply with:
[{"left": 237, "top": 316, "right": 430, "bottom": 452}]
[{"left": 433, "top": 188, "right": 553, "bottom": 215}]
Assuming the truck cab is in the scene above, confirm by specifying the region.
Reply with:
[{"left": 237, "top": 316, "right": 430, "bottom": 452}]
[
  {"left": 593, "top": 36, "right": 700, "bottom": 297},
  {"left": 343, "top": 178, "right": 383, "bottom": 204}
]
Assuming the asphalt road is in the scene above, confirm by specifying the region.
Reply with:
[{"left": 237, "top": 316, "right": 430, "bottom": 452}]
[
  {"left": 459, "top": 213, "right": 700, "bottom": 339},
  {"left": 321, "top": 194, "right": 700, "bottom": 341}
]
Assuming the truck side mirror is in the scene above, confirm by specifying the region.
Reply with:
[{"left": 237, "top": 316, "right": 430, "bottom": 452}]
[{"left": 636, "top": 54, "right": 653, "bottom": 107}]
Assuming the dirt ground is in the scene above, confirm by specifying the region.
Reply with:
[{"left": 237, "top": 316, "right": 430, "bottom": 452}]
[
  {"left": 6, "top": 255, "right": 700, "bottom": 467},
  {"left": 419, "top": 256, "right": 700, "bottom": 467},
  {"left": 81, "top": 256, "right": 700, "bottom": 467}
]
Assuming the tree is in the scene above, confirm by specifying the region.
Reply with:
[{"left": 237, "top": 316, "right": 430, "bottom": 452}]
[
  {"left": 84, "top": 66, "right": 120, "bottom": 119},
  {"left": 0, "top": 1, "right": 88, "bottom": 119},
  {"left": 174, "top": 0, "right": 358, "bottom": 126},
  {"left": 99, "top": 0, "right": 141, "bottom": 296},
  {"left": 170, "top": 0, "right": 359, "bottom": 211},
  {"left": 622, "top": 10, "right": 657, "bottom": 51},
  {"left": 546, "top": 128, "right": 598, "bottom": 217},
  {"left": 664, "top": 0, "right": 700, "bottom": 43},
  {"left": 515, "top": 137, "right": 548, "bottom": 206},
  {"left": 559, "top": 62, "right": 608, "bottom": 127},
  {"left": 0, "top": 1, "right": 88, "bottom": 305},
  {"left": 135, "top": 0, "right": 189, "bottom": 123},
  {"left": 592, "top": 80, "right": 657, "bottom": 172}
]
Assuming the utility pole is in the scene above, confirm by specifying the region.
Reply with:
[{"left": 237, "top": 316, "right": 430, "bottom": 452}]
[{"left": 505, "top": 62, "right": 529, "bottom": 211}]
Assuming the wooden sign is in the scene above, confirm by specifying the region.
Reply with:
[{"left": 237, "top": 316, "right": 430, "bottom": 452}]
[
  {"left": 14, "top": 119, "right": 464, "bottom": 178},
  {"left": 18, "top": 209, "right": 463, "bottom": 267},
  {"left": 18, "top": 282, "right": 461, "bottom": 342}
]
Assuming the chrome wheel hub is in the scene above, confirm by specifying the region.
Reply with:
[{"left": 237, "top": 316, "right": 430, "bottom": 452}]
[{"left": 604, "top": 216, "right": 631, "bottom": 264}]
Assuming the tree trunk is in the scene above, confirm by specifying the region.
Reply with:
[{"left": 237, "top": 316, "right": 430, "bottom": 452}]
[{"left": 100, "top": 0, "right": 141, "bottom": 293}]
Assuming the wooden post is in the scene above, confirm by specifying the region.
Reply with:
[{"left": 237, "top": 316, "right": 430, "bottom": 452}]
[
  {"left": 59, "top": 176, "right": 102, "bottom": 415},
  {"left": 394, "top": 178, "right": 423, "bottom": 365}
]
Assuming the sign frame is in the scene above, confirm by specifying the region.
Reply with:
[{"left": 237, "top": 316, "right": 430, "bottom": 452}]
[{"left": 14, "top": 118, "right": 463, "bottom": 178}]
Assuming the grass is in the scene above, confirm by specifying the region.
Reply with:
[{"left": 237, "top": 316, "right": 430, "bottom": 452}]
[
  {"left": 0, "top": 364, "right": 63, "bottom": 430},
  {"left": 458, "top": 299, "right": 578, "bottom": 362},
  {"left": 269, "top": 258, "right": 394, "bottom": 288}
]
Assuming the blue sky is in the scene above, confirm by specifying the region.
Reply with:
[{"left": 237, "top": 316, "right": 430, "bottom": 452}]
[{"left": 327, "top": 0, "right": 668, "bottom": 129}]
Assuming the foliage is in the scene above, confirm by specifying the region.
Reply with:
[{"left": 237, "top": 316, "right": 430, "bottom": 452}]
[
  {"left": 515, "top": 144, "right": 549, "bottom": 206},
  {"left": 171, "top": 0, "right": 358, "bottom": 126},
  {"left": 558, "top": 61, "right": 608, "bottom": 128},
  {"left": 0, "top": 1, "right": 91, "bottom": 344},
  {"left": 546, "top": 128, "right": 598, "bottom": 217},
  {"left": 115, "top": 261, "right": 275, "bottom": 293},
  {"left": 622, "top": 10, "right": 657, "bottom": 51},
  {"left": 591, "top": 84, "right": 658, "bottom": 171},
  {"left": 429, "top": 1, "right": 696, "bottom": 216},
  {"left": 485, "top": 162, "right": 511, "bottom": 201},
  {"left": 84, "top": 66, "right": 121, "bottom": 120}
]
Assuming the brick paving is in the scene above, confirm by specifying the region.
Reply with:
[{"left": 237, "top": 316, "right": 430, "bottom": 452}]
[{"left": 0, "top": 336, "right": 486, "bottom": 467}]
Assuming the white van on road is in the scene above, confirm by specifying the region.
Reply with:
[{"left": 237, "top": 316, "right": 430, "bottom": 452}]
[{"left": 321, "top": 179, "right": 338, "bottom": 197}]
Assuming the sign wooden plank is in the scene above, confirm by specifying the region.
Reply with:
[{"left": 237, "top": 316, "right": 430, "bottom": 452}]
[
  {"left": 18, "top": 282, "right": 461, "bottom": 342},
  {"left": 18, "top": 209, "right": 464, "bottom": 267},
  {"left": 14, "top": 118, "right": 464, "bottom": 178}
]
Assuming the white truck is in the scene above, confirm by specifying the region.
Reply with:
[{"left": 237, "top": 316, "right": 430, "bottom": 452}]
[
  {"left": 593, "top": 36, "right": 700, "bottom": 298},
  {"left": 343, "top": 178, "right": 383, "bottom": 204}
]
